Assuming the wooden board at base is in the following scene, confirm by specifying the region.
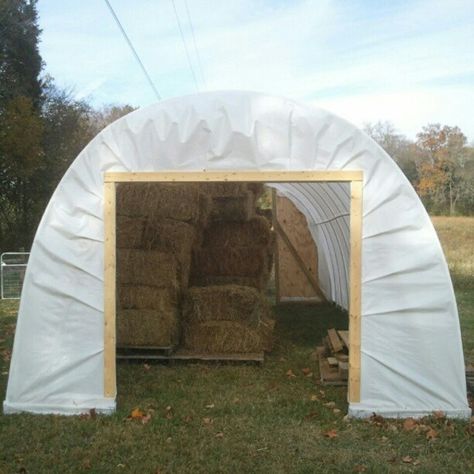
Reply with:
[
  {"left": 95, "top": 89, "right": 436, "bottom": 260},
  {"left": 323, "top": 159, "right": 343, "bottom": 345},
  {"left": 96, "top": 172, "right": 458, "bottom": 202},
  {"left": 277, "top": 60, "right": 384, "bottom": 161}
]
[
  {"left": 318, "top": 356, "right": 347, "bottom": 386},
  {"left": 274, "top": 194, "right": 323, "bottom": 302}
]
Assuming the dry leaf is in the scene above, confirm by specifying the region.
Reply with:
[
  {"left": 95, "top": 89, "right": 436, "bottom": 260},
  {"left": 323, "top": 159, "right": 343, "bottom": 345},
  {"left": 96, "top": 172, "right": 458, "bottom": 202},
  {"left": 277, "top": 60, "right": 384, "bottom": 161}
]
[
  {"left": 403, "top": 418, "right": 417, "bottom": 431},
  {"left": 143, "top": 363, "right": 151, "bottom": 371},
  {"left": 305, "top": 372, "right": 313, "bottom": 378},
  {"left": 215, "top": 432, "right": 224, "bottom": 438},
  {"left": 286, "top": 369, "right": 296, "bottom": 378},
  {"left": 426, "top": 428, "right": 438, "bottom": 440},
  {"left": 324, "top": 401, "right": 336, "bottom": 408},
  {"left": 202, "top": 417, "right": 213, "bottom": 425},
  {"left": 353, "top": 465, "right": 367, "bottom": 472},
  {"left": 182, "top": 415, "right": 193, "bottom": 424},
  {"left": 131, "top": 407, "right": 144, "bottom": 419},
  {"left": 89, "top": 408, "right": 97, "bottom": 419},
  {"left": 333, "top": 408, "right": 341, "bottom": 414},
  {"left": 166, "top": 437, "right": 172, "bottom": 443},
  {"left": 301, "top": 368, "right": 312, "bottom": 375},
  {"left": 233, "top": 398, "right": 240, "bottom": 404},
  {"left": 205, "top": 403, "right": 215, "bottom": 409},
  {"left": 310, "top": 394, "right": 319, "bottom": 402},
  {"left": 324, "top": 429, "right": 338, "bottom": 439},
  {"left": 433, "top": 410, "right": 445, "bottom": 420},
  {"left": 402, "top": 456, "right": 414, "bottom": 464},
  {"left": 82, "top": 459, "right": 91, "bottom": 469}
]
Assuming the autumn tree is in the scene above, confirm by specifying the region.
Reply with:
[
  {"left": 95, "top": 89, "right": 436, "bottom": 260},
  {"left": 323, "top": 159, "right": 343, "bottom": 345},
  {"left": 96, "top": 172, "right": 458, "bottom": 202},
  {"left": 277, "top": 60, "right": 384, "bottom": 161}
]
[{"left": 416, "top": 124, "right": 471, "bottom": 215}]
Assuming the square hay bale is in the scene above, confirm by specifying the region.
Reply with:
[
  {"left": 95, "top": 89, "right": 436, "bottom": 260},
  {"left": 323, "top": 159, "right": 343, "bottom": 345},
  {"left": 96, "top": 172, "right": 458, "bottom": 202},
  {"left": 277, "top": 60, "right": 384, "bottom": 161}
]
[
  {"left": 202, "top": 216, "right": 272, "bottom": 248},
  {"left": 118, "top": 285, "right": 178, "bottom": 310},
  {"left": 182, "top": 321, "right": 264, "bottom": 354},
  {"left": 192, "top": 246, "right": 269, "bottom": 278},
  {"left": 210, "top": 191, "right": 255, "bottom": 222},
  {"left": 116, "top": 215, "right": 146, "bottom": 249},
  {"left": 117, "top": 308, "right": 179, "bottom": 348},
  {"left": 116, "top": 183, "right": 209, "bottom": 224},
  {"left": 142, "top": 219, "right": 198, "bottom": 287},
  {"left": 117, "top": 249, "right": 179, "bottom": 289},
  {"left": 247, "top": 182, "right": 265, "bottom": 199},
  {"left": 183, "top": 284, "right": 272, "bottom": 327},
  {"left": 189, "top": 275, "right": 269, "bottom": 291}
]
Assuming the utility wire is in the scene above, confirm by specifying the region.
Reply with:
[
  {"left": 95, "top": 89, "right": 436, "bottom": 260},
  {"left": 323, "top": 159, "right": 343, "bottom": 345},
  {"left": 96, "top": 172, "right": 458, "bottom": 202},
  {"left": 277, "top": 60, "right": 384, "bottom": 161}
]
[
  {"left": 183, "top": 0, "right": 207, "bottom": 89},
  {"left": 170, "top": 0, "right": 200, "bottom": 92},
  {"left": 103, "top": 0, "right": 161, "bottom": 100}
]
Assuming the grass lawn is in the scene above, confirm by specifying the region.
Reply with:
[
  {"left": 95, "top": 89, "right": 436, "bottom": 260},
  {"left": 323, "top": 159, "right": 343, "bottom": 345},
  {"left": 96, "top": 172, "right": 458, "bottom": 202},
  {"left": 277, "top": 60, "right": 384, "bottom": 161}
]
[{"left": 0, "top": 217, "right": 473, "bottom": 473}]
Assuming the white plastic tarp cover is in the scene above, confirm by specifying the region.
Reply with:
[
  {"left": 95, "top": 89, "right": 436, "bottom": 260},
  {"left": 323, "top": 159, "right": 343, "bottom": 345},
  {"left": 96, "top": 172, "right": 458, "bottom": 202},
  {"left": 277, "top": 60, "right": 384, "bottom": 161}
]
[{"left": 3, "top": 91, "right": 470, "bottom": 418}]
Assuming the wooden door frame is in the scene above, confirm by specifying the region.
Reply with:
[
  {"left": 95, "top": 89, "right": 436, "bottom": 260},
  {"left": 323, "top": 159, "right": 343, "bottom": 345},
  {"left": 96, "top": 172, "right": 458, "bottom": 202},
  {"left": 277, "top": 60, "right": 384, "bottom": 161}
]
[{"left": 103, "top": 170, "right": 363, "bottom": 404}]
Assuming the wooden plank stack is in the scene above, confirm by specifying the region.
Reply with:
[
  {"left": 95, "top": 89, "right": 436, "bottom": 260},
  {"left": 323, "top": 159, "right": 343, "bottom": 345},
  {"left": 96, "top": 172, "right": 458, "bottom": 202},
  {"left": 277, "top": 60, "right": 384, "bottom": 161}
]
[{"left": 316, "top": 329, "right": 349, "bottom": 385}]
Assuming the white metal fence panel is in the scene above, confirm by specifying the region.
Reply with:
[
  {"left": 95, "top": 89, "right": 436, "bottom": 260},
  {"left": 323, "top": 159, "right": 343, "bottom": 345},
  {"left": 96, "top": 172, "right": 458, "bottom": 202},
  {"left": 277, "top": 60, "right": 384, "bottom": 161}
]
[{"left": 1, "top": 252, "right": 29, "bottom": 300}]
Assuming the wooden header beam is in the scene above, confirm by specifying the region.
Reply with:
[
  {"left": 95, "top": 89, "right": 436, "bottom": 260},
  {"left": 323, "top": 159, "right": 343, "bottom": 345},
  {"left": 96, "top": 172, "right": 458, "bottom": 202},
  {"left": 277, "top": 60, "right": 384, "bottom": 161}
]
[{"left": 104, "top": 170, "right": 363, "bottom": 183}]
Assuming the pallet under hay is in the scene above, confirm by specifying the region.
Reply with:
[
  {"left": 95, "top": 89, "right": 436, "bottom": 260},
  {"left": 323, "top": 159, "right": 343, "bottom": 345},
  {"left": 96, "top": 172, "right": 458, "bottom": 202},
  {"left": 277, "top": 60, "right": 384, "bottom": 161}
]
[
  {"left": 116, "top": 348, "right": 264, "bottom": 363},
  {"left": 317, "top": 328, "right": 350, "bottom": 385}
]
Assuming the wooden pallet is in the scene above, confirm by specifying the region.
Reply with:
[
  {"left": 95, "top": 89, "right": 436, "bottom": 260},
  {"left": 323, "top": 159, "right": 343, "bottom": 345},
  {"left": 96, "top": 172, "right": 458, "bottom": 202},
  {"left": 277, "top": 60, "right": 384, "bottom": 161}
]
[
  {"left": 117, "top": 345, "right": 175, "bottom": 359},
  {"left": 318, "top": 356, "right": 347, "bottom": 386},
  {"left": 318, "top": 328, "right": 349, "bottom": 385},
  {"left": 117, "top": 347, "right": 264, "bottom": 363}
]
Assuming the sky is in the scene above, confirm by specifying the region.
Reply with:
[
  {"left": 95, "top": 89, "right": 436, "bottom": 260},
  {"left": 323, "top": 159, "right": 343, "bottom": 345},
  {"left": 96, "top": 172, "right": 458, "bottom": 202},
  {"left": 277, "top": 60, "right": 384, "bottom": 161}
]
[{"left": 37, "top": 0, "right": 474, "bottom": 141}]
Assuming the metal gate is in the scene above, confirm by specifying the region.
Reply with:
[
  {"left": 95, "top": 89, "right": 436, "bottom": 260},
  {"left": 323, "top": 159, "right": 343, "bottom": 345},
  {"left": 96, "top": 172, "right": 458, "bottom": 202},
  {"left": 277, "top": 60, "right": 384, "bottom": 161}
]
[{"left": 1, "top": 252, "right": 29, "bottom": 300}]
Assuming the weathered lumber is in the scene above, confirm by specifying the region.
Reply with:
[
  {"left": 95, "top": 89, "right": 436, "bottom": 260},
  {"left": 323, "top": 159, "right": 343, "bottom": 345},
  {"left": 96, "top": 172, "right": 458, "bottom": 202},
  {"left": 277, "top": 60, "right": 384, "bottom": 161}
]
[{"left": 327, "top": 328, "right": 344, "bottom": 353}]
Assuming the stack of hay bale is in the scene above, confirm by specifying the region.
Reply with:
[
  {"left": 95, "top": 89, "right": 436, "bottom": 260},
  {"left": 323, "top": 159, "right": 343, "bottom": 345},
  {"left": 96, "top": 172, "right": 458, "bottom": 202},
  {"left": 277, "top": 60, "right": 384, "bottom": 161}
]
[
  {"left": 115, "top": 181, "right": 276, "bottom": 357},
  {"left": 116, "top": 183, "right": 211, "bottom": 349},
  {"left": 184, "top": 183, "right": 276, "bottom": 355}
]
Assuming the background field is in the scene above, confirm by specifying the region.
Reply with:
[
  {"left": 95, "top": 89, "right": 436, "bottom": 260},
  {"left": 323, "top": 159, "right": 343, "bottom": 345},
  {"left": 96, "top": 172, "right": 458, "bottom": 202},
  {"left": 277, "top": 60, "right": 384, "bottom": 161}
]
[{"left": 0, "top": 217, "right": 472, "bottom": 473}]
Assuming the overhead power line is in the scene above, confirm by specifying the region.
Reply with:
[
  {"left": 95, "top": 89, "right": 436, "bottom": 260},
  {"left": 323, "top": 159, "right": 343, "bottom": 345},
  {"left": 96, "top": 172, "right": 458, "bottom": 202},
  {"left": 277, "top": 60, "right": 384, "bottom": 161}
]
[
  {"left": 183, "top": 0, "right": 207, "bottom": 89},
  {"left": 170, "top": 0, "right": 200, "bottom": 92},
  {"left": 103, "top": 0, "right": 161, "bottom": 100}
]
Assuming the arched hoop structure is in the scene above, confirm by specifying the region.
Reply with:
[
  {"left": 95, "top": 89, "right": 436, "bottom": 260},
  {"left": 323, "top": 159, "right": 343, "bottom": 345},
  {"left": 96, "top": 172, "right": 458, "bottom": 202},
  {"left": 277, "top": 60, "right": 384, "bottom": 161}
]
[{"left": 4, "top": 91, "right": 470, "bottom": 418}]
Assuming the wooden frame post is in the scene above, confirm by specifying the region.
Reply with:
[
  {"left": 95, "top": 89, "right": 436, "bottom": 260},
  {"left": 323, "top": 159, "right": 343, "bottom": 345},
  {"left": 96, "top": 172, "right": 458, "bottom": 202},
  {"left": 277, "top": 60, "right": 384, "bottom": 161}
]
[
  {"left": 348, "top": 180, "right": 363, "bottom": 403},
  {"left": 103, "top": 170, "right": 363, "bottom": 404},
  {"left": 103, "top": 181, "right": 116, "bottom": 398}
]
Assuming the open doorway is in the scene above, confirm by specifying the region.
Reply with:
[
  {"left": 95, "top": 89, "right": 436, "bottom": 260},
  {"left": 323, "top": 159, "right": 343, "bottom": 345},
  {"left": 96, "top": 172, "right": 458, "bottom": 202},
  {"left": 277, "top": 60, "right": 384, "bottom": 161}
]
[{"left": 103, "top": 171, "right": 363, "bottom": 405}]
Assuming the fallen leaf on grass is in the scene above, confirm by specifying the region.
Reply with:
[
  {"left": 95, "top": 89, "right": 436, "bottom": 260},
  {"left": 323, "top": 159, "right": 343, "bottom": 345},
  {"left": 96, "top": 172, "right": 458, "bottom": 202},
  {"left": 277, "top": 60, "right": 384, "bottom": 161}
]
[
  {"left": 402, "top": 456, "right": 414, "bottom": 464},
  {"left": 426, "top": 428, "right": 438, "bottom": 440},
  {"left": 301, "top": 367, "right": 312, "bottom": 375},
  {"left": 89, "top": 408, "right": 97, "bottom": 419},
  {"left": 202, "top": 417, "right": 213, "bottom": 425},
  {"left": 205, "top": 403, "right": 215, "bottom": 409},
  {"left": 310, "top": 394, "right": 319, "bottom": 401},
  {"left": 286, "top": 369, "right": 296, "bottom": 378},
  {"left": 324, "top": 401, "right": 336, "bottom": 408},
  {"left": 182, "top": 415, "right": 193, "bottom": 424},
  {"left": 369, "top": 413, "right": 385, "bottom": 426},
  {"left": 82, "top": 458, "right": 92, "bottom": 469},
  {"left": 304, "top": 411, "right": 318, "bottom": 421},
  {"left": 403, "top": 418, "right": 417, "bottom": 431},
  {"left": 353, "top": 465, "right": 367, "bottom": 472},
  {"left": 1, "top": 349, "right": 11, "bottom": 362},
  {"left": 215, "top": 432, "right": 224, "bottom": 438},
  {"left": 323, "top": 429, "right": 338, "bottom": 439},
  {"left": 333, "top": 408, "right": 341, "bottom": 414},
  {"left": 143, "top": 363, "right": 151, "bottom": 371},
  {"left": 130, "top": 407, "right": 145, "bottom": 419},
  {"left": 141, "top": 413, "right": 152, "bottom": 425}
]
